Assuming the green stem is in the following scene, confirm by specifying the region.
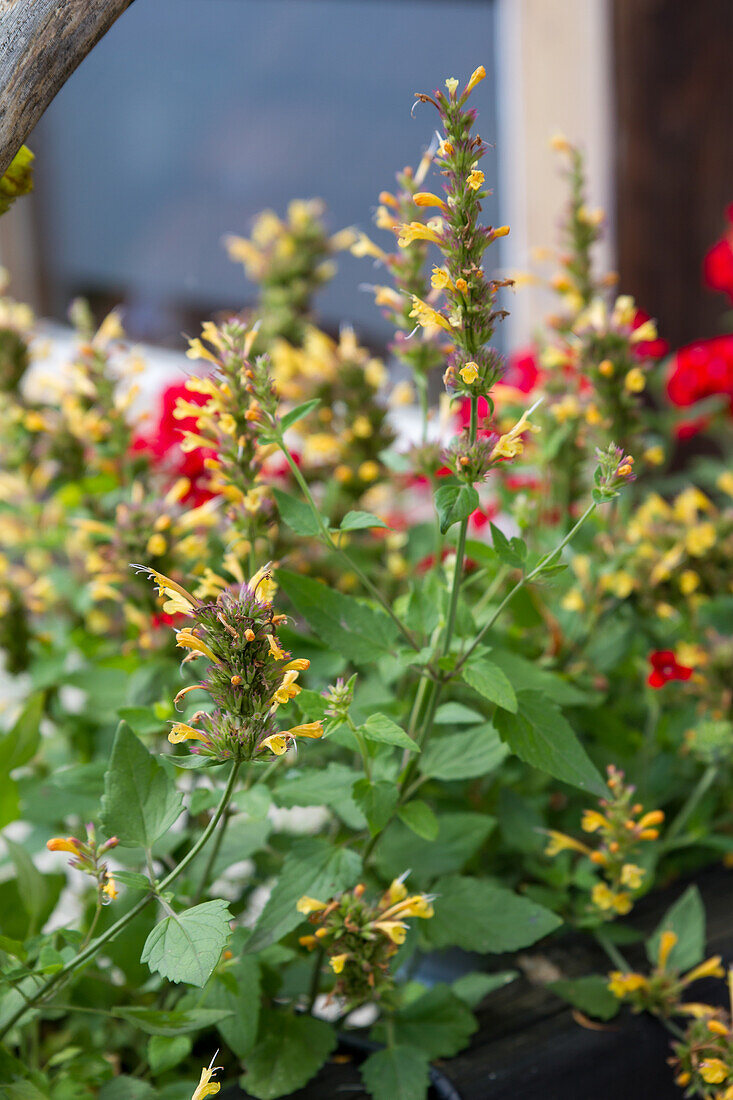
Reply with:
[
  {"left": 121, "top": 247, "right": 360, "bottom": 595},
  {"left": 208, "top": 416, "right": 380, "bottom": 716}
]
[
  {"left": 663, "top": 763, "right": 719, "bottom": 850},
  {"left": 454, "top": 501, "right": 597, "bottom": 677},
  {"left": 347, "top": 715, "right": 372, "bottom": 783},
  {"left": 0, "top": 760, "right": 241, "bottom": 1042},
  {"left": 278, "top": 440, "right": 418, "bottom": 651},
  {"left": 80, "top": 899, "right": 102, "bottom": 952},
  {"left": 307, "top": 946, "right": 325, "bottom": 1014},
  {"left": 594, "top": 927, "right": 631, "bottom": 972}
]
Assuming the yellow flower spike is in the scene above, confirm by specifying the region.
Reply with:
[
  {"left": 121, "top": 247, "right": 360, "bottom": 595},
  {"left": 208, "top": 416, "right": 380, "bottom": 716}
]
[
  {"left": 544, "top": 830, "right": 593, "bottom": 858},
  {"left": 459, "top": 362, "right": 479, "bottom": 385},
  {"left": 373, "top": 920, "right": 408, "bottom": 945},
  {"left": 581, "top": 810, "right": 610, "bottom": 834},
  {"left": 700, "top": 1059, "right": 728, "bottom": 1085},
  {"left": 657, "top": 930, "right": 678, "bottom": 971},
  {"left": 397, "top": 222, "right": 443, "bottom": 248},
  {"left": 46, "top": 837, "right": 81, "bottom": 855},
  {"left": 168, "top": 723, "right": 209, "bottom": 745},
  {"left": 260, "top": 734, "right": 289, "bottom": 756},
  {"left": 267, "top": 634, "right": 285, "bottom": 660},
  {"left": 681, "top": 956, "right": 726, "bottom": 986},
  {"left": 248, "top": 564, "right": 277, "bottom": 605},
  {"left": 467, "top": 169, "right": 485, "bottom": 191},
  {"left": 296, "top": 896, "right": 328, "bottom": 915},
  {"left": 330, "top": 953, "right": 349, "bottom": 974},
  {"left": 464, "top": 64, "right": 486, "bottom": 96},
  {"left": 191, "top": 1057, "right": 221, "bottom": 1100},
  {"left": 175, "top": 629, "right": 218, "bottom": 663}
]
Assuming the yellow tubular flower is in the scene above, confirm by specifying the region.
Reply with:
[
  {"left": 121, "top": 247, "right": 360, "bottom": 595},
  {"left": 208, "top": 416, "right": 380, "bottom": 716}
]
[
  {"left": 464, "top": 64, "right": 486, "bottom": 96},
  {"left": 397, "top": 222, "right": 443, "bottom": 248},
  {"left": 175, "top": 629, "right": 218, "bottom": 663},
  {"left": 459, "top": 362, "right": 479, "bottom": 384},
  {"left": 248, "top": 564, "right": 277, "bottom": 605},
  {"left": 680, "top": 956, "right": 726, "bottom": 986},
  {"left": 373, "top": 921, "right": 408, "bottom": 945},
  {"left": 296, "top": 896, "right": 328, "bottom": 915},
  {"left": 350, "top": 232, "right": 388, "bottom": 262},
  {"left": 625, "top": 367, "right": 646, "bottom": 393},
  {"left": 270, "top": 669, "right": 301, "bottom": 707},
  {"left": 409, "top": 295, "right": 454, "bottom": 334},
  {"left": 657, "top": 930, "right": 678, "bottom": 970},
  {"left": 700, "top": 1059, "right": 728, "bottom": 1085},
  {"left": 46, "top": 837, "right": 81, "bottom": 855},
  {"left": 581, "top": 810, "right": 610, "bottom": 833},
  {"left": 260, "top": 734, "right": 289, "bottom": 756},
  {"left": 168, "top": 723, "right": 209, "bottom": 745},
  {"left": 413, "top": 191, "right": 448, "bottom": 212},
  {"left": 267, "top": 633, "right": 285, "bottom": 660},
  {"left": 330, "top": 953, "right": 349, "bottom": 974},
  {"left": 191, "top": 1062, "right": 221, "bottom": 1100},
  {"left": 544, "top": 830, "right": 593, "bottom": 858},
  {"left": 430, "top": 266, "right": 452, "bottom": 290},
  {"left": 467, "top": 169, "right": 485, "bottom": 191},
  {"left": 283, "top": 722, "right": 324, "bottom": 740},
  {"left": 608, "top": 971, "right": 648, "bottom": 998},
  {"left": 102, "top": 876, "right": 118, "bottom": 901},
  {"left": 490, "top": 399, "right": 542, "bottom": 460}
]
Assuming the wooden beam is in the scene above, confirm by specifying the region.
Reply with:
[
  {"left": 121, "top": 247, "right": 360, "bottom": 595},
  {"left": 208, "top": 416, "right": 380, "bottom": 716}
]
[{"left": 0, "top": 0, "right": 134, "bottom": 178}]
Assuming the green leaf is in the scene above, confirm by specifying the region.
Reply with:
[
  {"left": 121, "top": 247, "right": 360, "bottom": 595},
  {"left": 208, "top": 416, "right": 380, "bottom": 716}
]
[
  {"left": 495, "top": 692, "right": 606, "bottom": 796},
  {"left": 549, "top": 976, "right": 620, "bottom": 1021},
  {"left": 461, "top": 659, "right": 517, "bottom": 713},
  {"left": 275, "top": 763, "right": 365, "bottom": 830},
  {"left": 115, "top": 1006, "right": 233, "bottom": 1036},
  {"left": 340, "top": 510, "right": 388, "bottom": 531},
  {"left": 0, "top": 775, "right": 19, "bottom": 830},
  {"left": 374, "top": 812, "right": 495, "bottom": 885},
  {"left": 208, "top": 957, "right": 261, "bottom": 1057},
  {"left": 646, "top": 885, "right": 705, "bottom": 972},
  {"left": 99, "top": 1079, "right": 155, "bottom": 1100},
  {"left": 404, "top": 575, "right": 440, "bottom": 637},
  {"left": 3, "top": 838, "right": 46, "bottom": 927},
  {"left": 361, "top": 713, "right": 419, "bottom": 752},
  {"left": 279, "top": 570, "right": 397, "bottom": 663},
  {"left": 452, "top": 970, "right": 517, "bottom": 1007},
  {"left": 353, "top": 779, "right": 397, "bottom": 836},
  {"left": 361, "top": 1044, "right": 430, "bottom": 1100},
  {"left": 398, "top": 800, "right": 439, "bottom": 841},
  {"left": 434, "top": 702, "right": 485, "bottom": 725},
  {"left": 425, "top": 875, "right": 562, "bottom": 953},
  {"left": 489, "top": 522, "right": 525, "bottom": 568},
  {"left": 246, "top": 838, "right": 362, "bottom": 952},
  {"left": 141, "top": 899, "right": 232, "bottom": 987},
  {"left": 272, "top": 487, "right": 323, "bottom": 537},
  {"left": 280, "top": 398, "right": 321, "bottom": 431},
  {"left": 117, "top": 706, "right": 165, "bottom": 736},
  {"left": 239, "top": 1011, "right": 336, "bottom": 1100},
  {"left": 101, "top": 724, "right": 183, "bottom": 848},
  {"left": 435, "top": 483, "right": 479, "bottom": 534},
  {"left": 421, "top": 724, "right": 507, "bottom": 781},
  {"left": 113, "top": 871, "right": 152, "bottom": 891},
  {"left": 488, "top": 649, "right": 586, "bottom": 707},
  {"left": 0, "top": 693, "right": 44, "bottom": 771},
  {"left": 388, "top": 984, "right": 477, "bottom": 1058},
  {"left": 148, "top": 1034, "right": 192, "bottom": 1075}
]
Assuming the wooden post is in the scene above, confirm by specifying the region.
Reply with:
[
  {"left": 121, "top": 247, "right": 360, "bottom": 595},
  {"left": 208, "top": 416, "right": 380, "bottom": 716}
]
[{"left": 0, "top": 0, "right": 134, "bottom": 178}]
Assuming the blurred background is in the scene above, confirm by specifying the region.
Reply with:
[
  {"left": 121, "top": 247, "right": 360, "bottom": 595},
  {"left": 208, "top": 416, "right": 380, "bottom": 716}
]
[{"left": 0, "top": 0, "right": 730, "bottom": 356}]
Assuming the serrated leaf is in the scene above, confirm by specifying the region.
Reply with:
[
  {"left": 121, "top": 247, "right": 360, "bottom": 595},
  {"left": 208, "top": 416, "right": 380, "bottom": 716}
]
[
  {"left": 208, "top": 956, "right": 260, "bottom": 1057},
  {"left": 147, "top": 1034, "right": 192, "bottom": 1075},
  {"left": 374, "top": 813, "right": 495, "bottom": 885},
  {"left": 1, "top": 693, "right": 44, "bottom": 772},
  {"left": 361, "top": 713, "right": 419, "bottom": 752},
  {"left": 382, "top": 984, "right": 476, "bottom": 1058},
  {"left": 425, "top": 875, "right": 562, "bottom": 952},
  {"left": 646, "top": 885, "right": 705, "bottom": 972},
  {"left": 141, "top": 900, "right": 232, "bottom": 987},
  {"left": 353, "top": 779, "right": 397, "bottom": 836},
  {"left": 239, "top": 1011, "right": 336, "bottom": 1100},
  {"left": 113, "top": 871, "right": 153, "bottom": 891},
  {"left": 361, "top": 1044, "right": 430, "bottom": 1100},
  {"left": 435, "top": 483, "right": 479, "bottom": 534},
  {"left": 461, "top": 659, "right": 517, "bottom": 713},
  {"left": 280, "top": 398, "right": 321, "bottom": 431},
  {"left": 279, "top": 569, "right": 397, "bottom": 663},
  {"left": 271, "top": 487, "right": 323, "bottom": 537},
  {"left": 489, "top": 522, "right": 525, "bottom": 568},
  {"left": 115, "top": 1006, "right": 233, "bottom": 1036},
  {"left": 101, "top": 725, "right": 183, "bottom": 848},
  {"left": 275, "top": 763, "right": 365, "bottom": 830},
  {"left": 495, "top": 692, "right": 606, "bottom": 796},
  {"left": 397, "top": 800, "right": 438, "bottom": 841},
  {"left": 246, "top": 838, "right": 362, "bottom": 953},
  {"left": 421, "top": 724, "right": 507, "bottom": 781},
  {"left": 434, "top": 702, "right": 485, "bottom": 725},
  {"left": 488, "top": 649, "right": 588, "bottom": 706},
  {"left": 549, "top": 976, "right": 619, "bottom": 1020},
  {"left": 340, "top": 510, "right": 388, "bottom": 531}
]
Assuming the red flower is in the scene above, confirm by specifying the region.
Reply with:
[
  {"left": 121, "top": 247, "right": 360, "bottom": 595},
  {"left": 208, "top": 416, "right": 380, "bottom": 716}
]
[
  {"left": 631, "top": 309, "right": 669, "bottom": 360},
  {"left": 469, "top": 501, "right": 498, "bottom": 531},
  {"left": 666, "top": 334, "right": 733, "bottom": 415},
  {"left": 503, "top": 347, "right": 540, "bottom": 392},
  {"left": 702, "top": 203, "right": 733, "bottom": 303},
  {"left": 647, "top": 650, "right": 693, "bottom": 689},
  {"left": 132, "top": 380, "right": 215, "bottom": 504}
]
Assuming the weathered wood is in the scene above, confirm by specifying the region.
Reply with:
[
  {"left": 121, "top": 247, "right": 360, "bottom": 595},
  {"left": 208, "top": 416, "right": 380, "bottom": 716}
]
[{"left": 0, "top": 0, "right": 134, "bottom": 177}]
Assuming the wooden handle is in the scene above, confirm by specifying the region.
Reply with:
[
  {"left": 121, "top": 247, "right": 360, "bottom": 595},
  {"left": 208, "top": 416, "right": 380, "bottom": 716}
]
[{"left": 0, "top": 0, "right": 134, "bottom": 177}]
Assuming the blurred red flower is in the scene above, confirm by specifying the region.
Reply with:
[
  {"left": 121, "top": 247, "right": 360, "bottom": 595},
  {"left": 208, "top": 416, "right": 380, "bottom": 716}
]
[
  {"left": 132, "top": 380, "right": 215, "bottom": 504},
  {"left": 666, "top": 335, "right": 733, "bottom": 422},
  {"left": 702, "top": 203, "right": 733, "bottom": 303},
  {"left": 647, "top": 650, "right": 693, "bottom": 689}
]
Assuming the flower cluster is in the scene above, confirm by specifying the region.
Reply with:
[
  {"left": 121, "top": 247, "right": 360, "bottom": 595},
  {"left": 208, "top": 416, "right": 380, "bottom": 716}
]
[
  {"left": 131, "top": 380, "right": 214, "bottom": 506},
  {"left": 545, "top": 765, "right": 663, "bottom": 919},
  {"left": 46, "top": 824, "right": 118, "bottom": 904},
  {"left": 136, "top": 565, "right": 323, "bottom": 761},
  {"left": 296, "top": 875, "right": 434, "bottom": 1005},
  {"left": 667, "top": 335, "right": 733, "bottom": 430},
  {"left": 670, "top": 1000, "right": 733, "bottom": 1098},
  {"left": 608, "top": 929, "right": 724, "bottom": 1019}
]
